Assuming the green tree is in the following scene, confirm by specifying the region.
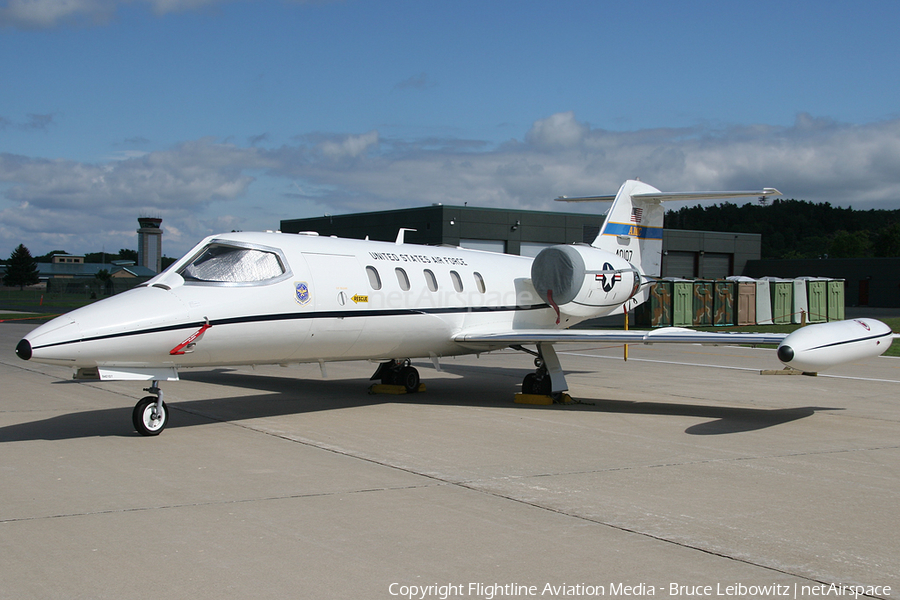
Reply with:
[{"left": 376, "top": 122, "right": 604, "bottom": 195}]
[
  {"left": 118, "top": 249, "right": 138, "bottom": 262},
  {"left": 3, "top": 244, "right": 40, "bottom": 290},
  {"left": 828, "top": 230, "right": 873, "bottom": 258},
  {"left": 874, "top": 223, "right": 900, "bottom": 257},
  {"left": 32, "top": 249, "right": 68, "bottom": 263}
]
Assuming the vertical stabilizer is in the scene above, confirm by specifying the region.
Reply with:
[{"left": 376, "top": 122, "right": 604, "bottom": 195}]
[{"left": 591, "top": 180, "right": 665, "bottom": 278}]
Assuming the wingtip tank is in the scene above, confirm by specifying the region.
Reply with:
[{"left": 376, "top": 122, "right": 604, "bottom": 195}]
[{"left": 777, "top": 318, "right": 894, "bottom": 372}]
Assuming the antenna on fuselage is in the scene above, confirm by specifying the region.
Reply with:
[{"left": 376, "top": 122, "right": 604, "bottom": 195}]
[{"left": 395, "top": 228, "right": 416, "bottom": 244}]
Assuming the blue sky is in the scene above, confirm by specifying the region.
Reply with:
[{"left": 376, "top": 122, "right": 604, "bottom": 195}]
[{"left": 2, "top": 0, "right": 900, "bottom": 259}]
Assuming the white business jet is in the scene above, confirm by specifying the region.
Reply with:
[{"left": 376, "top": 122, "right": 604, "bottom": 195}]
[{"left": 15, "top": 180, "right": 895, "bottom": 435}]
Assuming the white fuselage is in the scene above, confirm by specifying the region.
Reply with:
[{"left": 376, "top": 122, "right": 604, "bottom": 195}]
[{"left": 22, "top": 232, "right": 635, "bottom": 372}]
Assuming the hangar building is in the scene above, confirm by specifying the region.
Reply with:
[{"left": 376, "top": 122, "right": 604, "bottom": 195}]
[{"left": 281, "top": 205, "right": 761, "bottom": 279}]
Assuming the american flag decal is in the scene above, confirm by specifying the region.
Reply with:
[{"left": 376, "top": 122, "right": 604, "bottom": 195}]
[{"left": 631, "top": 207, "right": 643, "bottom": 223}]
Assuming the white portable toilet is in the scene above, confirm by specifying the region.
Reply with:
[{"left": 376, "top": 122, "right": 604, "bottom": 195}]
[
  {"left": 791, "top": 279, "right": 809, "bottom": 324},
  {"left": 754, "top": 278, "right": 774, "bottom": 325}
]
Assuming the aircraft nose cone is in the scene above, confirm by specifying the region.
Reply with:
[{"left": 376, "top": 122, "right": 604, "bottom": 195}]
[
  {"left": 777, "top": 344, "right": 794, "bottom": 363},
  {"left": 16, "top": 338, "right": 32, "bottom": 361}
]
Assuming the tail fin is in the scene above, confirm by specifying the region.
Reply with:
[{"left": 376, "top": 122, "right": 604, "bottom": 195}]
[
  {"left": 558, "top": 180, "right": 782, "bottom": 279},
  {"left": 592, "top": 180, "right": 667, "bottom": 278}
]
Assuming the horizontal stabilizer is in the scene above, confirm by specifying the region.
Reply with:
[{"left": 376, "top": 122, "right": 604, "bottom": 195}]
[{"left": 556, "top": 188, "right": 781, "bottom": 203}]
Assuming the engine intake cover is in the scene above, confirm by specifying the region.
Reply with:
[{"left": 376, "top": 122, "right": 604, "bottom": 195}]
[{"left": 531, "top": 245, "right": 640, "bottom": 319}]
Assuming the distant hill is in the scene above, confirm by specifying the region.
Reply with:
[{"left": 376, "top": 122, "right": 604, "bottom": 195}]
[{"left": 664, "top": 199, "right": 900, "bottom": 259}]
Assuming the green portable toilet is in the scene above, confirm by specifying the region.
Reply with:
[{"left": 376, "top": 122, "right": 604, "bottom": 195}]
[
  {"left": 800, "top": 277, "right": 828, "bottom": 323},
  {"left": 713, "top": 280, "right": 735, "bottom": 326},
  {"left": 827, "top": 279, "right": 845, "bottom": 321},
  {"left": 762, "top": 277, "right": 793, "bottom": 324},
  {"left": 692, "top": 280, "right": 714, "bottom": 326},
  {"left": 671, "top": 279, "right": 693, "bottom": 326}
]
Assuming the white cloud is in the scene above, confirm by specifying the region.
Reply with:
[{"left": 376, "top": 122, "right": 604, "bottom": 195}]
[
  {"left": 145, "top": 0, "right": 221, "bottom": 15},
  {"left": 525, "top": 111, "right": 588, "bottom": 149},
  {"left": 0, "top": 0, "right": 332, "bottom": 28},
  {"left": 0, "top": 0, "right": 231, "bottom": 28},
  {"left": 4, "top": 112, "right": 900, "bottom": 259},
  {"left": 0, "top": 0, "right": 117, "bottom": 28},
  {"left": 318, "top": 130, "right": 379, "bottom": 161}
]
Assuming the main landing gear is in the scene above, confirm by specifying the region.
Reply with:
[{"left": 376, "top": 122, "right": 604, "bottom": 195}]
[
  {"left": 513, "top": 342, "right": 569, "bottom": 401},
  {"left": 370, "top": 359, "right": 421, "bottom": 393},
  {"left": 132, "top": 381, "right": 168, "bottom": 436},
  {"left": 522, "top": 358, "right": 553, "bottom": 395}
]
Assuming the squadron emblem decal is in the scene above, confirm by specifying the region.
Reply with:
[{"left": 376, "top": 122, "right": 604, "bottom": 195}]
[{"left": 294, "top": 282, "right": 311, "bottom": 305}]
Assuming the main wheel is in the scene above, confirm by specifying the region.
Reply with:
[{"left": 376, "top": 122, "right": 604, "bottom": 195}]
[
  {"left": 132, "top": 396, "right": 169, "bottom": 436},
  {"left": 522, "top": 372, "right": 551, "bottom": 395},
  {"left": 398, "top": 366, "right": 420, "bottom": 393}
]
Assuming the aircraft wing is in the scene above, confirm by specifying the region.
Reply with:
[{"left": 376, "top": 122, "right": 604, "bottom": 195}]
[
  {"left": 454, "top": 318, "right": 894, "bottom": 374},
  {"left": 453, "top": 328, "right": 787, "bottom": 348}
]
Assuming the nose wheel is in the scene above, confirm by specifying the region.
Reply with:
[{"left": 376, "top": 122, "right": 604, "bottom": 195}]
[
  {"left": 371, "top": 359, "right": 421, "bottom": 393},
  {"left": 132, "top": 382, "right": 168, "bottom": 436}
]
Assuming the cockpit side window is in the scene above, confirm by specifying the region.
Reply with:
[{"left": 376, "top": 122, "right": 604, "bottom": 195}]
[{"left": 179, "top": 243, "right": 287, "bottom": 285}]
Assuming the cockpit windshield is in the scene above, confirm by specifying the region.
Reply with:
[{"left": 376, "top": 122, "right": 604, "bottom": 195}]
[{"left": 179, "top": 243, "right": 287, "bottom": 285}]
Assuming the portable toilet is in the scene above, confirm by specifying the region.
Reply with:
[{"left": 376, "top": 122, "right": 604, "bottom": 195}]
[
  {"left": 713, "top": 280, "right": 735, "bottom": 326},
  {"left": 692, "top": 280, "right": 714, "bottom": 326},
  {"left": 670, "top": 279, "right": 693, "bottom": 326},
  {"left": 827, "top": 279, "right": 845, "bottom": 320},
  {"left": 727, "top": 276, "right": 757, "bottom": 325},
  {"left": 798, "top": 277, "right": 828, "bottom": 323},
  {"left": 791, "top": 279, "right": 809, "bottom": 324},
  {"left": 635, "top": 280, "right": 673, "bottom": 327},
  {"left": 651, "top": 280, "right": 673, "bottom": 327},
  {"left": 761, "top": 277, "right": 793, "bottom": 324},
  {"left": 754, "top": 278, "right": 773, "bottom": 325}
]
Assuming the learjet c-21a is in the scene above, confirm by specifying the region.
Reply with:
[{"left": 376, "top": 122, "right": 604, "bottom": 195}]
[{"left": 15, "top": 180, "right": 896, "bottom": 435}]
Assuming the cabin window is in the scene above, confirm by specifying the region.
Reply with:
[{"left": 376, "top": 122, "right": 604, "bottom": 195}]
[
  {"left": 424, "top": 269, "right": 438, "bottom": 292},
  {"left": 395, "top": 267, "right": 410, "bottom": 291},
  {"left": 474, "top": 271, "right": 486, "bottom": 293},
  {"left": 450, "top": 270, "right": 464, "bottom": 293},
  {"left": 366, "top": 266, "right": 382, "bottom": 290},
  {"left": 180, "top": 243, "right": 286, "bottom": 284}
]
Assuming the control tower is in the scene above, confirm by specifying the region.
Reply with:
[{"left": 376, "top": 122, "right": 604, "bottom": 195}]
[{"left": 137, "top": 217, "right": 163, "bottom": 273}]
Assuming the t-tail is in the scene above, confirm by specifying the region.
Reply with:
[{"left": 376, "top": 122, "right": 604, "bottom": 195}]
[{"left": 557, "top": 180, "right": 781, "bottom": 306}]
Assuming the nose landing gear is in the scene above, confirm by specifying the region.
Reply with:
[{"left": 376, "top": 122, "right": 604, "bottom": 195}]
[
  {"left": 133, "top": 381, "right": 168, "bottom": 436},
  {"left": 370, "top": 359, "right": 421, "bottom": 393}
]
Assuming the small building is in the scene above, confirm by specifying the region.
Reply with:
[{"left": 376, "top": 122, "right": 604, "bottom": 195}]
[
  {"left": 50, "top": 254, "right": 85, "bottom": 265},
  {"left": 36, "top": 259, "right": 157, "bottom": 295}
]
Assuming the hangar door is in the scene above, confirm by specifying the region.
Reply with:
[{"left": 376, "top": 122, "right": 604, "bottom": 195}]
[
  {"left": 664, "top": 251, "right": 696, "bottom": 278},
  {"left": 702, "top": 253, "right": 733, "bottom": 279}
]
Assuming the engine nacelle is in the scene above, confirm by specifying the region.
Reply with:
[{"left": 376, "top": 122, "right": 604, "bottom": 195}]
[
  {"left": 777, "top": 318, "right": 894, "bottom": 372},
  {"left": 531, "top": 244, "right": 640, "bottom": 319}
]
